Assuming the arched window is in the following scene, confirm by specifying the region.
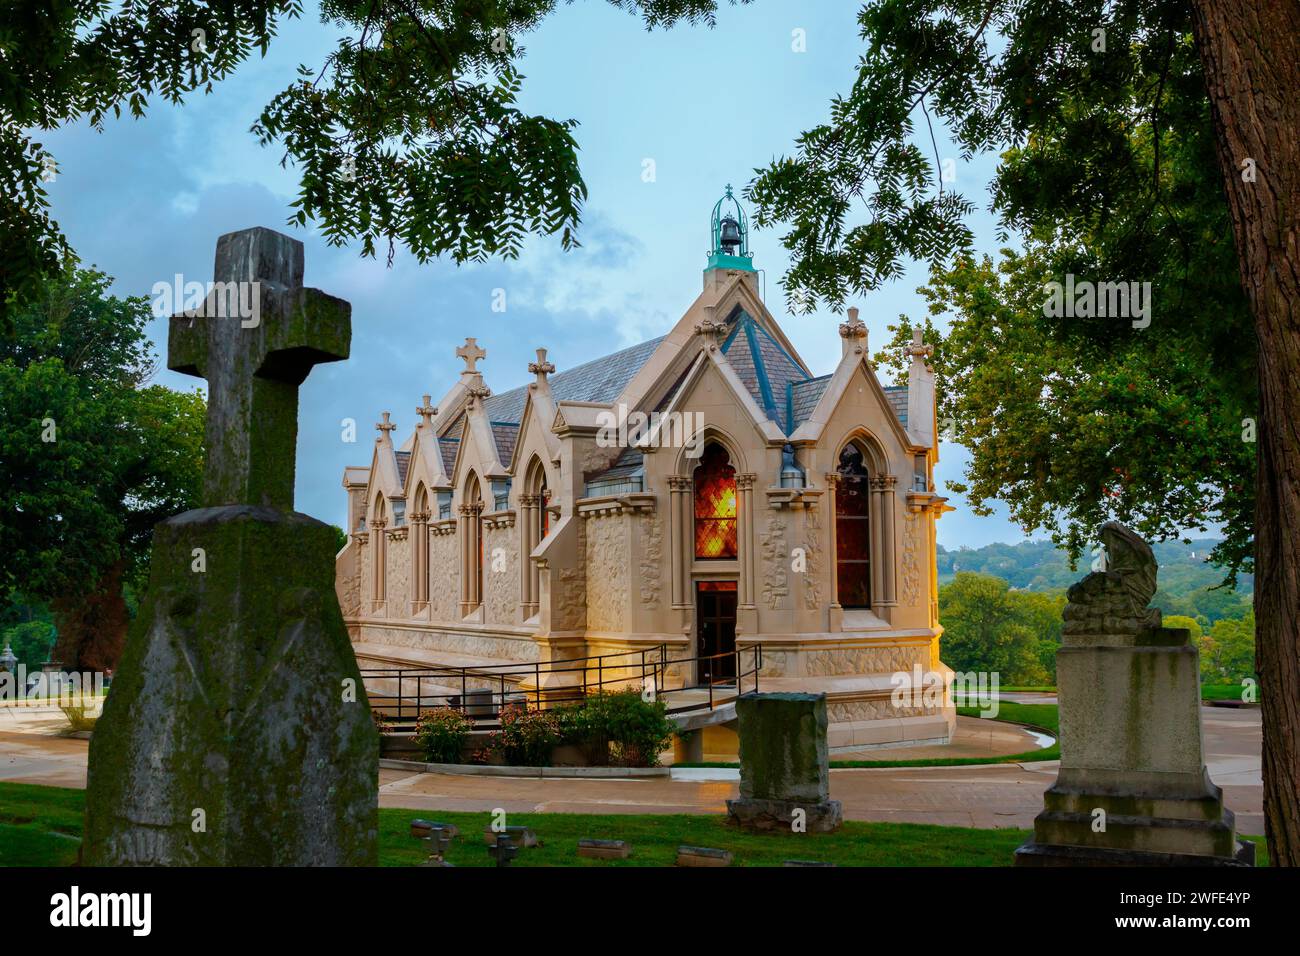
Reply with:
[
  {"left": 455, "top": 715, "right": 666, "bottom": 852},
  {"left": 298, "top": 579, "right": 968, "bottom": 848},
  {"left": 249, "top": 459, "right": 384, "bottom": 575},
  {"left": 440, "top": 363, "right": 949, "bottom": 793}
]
[
  {"left": 411, "top": 484, "right": 430, "bottom": 610},
  {"left": 693, "top": 442, "right": 737, "bottom": 560},
  {"left": 371, "top": 494, "right": 388, "bottom": 610},
  {"left": 836, "top": 442, "right": 872, "bottom": 608},
  {"left": 461, "top": 475, "right": 484, "bottom": 615},
  {"left": 521, "top": 459, "right": 549, "bottom": 620}
]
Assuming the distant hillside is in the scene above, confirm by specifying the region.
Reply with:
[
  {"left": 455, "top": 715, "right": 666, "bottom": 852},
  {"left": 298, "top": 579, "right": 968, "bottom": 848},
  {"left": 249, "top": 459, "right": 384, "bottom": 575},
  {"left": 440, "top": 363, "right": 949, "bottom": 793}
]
[{"left": 937, "top": 538, "right": 1252, "bottom": 623}]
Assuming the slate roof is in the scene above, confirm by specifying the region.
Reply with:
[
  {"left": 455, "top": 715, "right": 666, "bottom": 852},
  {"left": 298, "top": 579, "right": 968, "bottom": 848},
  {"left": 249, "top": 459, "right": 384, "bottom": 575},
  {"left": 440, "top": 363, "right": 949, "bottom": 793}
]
[
  {"left": 720, "top": 310, "right": 812, "bottom": 433},
  {"left": 480, "top": 337, "right": 666, "bottom": 425},
  {"left": 438, "top": 438, "right": 459, "bottom": 476},
  {"left": 883, "top": 385, "right": 908, "bottom": 428},
  {"left": 789, "top": 374, "right": 832, "bottom": 430},
  {"left": 590, "top": 445, "right": 644, "bottom": 482},
  {"left": 491, "top": 422, "right": 519, "bottom": 467},
  {"left": 394, "top": 450, "right": 411, "bottom": 486}
]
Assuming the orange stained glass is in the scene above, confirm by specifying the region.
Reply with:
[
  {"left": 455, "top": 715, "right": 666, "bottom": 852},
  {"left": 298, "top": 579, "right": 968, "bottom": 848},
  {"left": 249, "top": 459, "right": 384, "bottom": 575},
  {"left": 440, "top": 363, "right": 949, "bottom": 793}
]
[{"left": 693, "top": 443, "right": 737, "bottom": 559}]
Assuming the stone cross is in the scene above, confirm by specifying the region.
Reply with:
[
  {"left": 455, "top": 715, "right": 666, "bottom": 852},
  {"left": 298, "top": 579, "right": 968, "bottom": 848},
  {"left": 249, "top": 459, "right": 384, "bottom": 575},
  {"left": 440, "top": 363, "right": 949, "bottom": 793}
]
[
  {"left": 169, "top": 227, "right": 350, "bottom": 512},
  {"left": 528, "top": 347, "right": 555, "bottom": 386},
  {"left": 375, "top": 411, "right": 396, "bottom": 441},
  {"left": 416, "top": 395, "right": 438, "bottom": 426},
  {"left": 456, "top": 337, "right": 487, "bottom": 375}
]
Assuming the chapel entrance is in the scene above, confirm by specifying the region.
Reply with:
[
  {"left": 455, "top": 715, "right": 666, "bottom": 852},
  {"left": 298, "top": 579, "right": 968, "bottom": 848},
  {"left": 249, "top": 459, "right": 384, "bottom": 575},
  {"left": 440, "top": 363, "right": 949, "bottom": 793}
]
[{"left": 696, "top": 581, "right": 737, "bottom": 685}]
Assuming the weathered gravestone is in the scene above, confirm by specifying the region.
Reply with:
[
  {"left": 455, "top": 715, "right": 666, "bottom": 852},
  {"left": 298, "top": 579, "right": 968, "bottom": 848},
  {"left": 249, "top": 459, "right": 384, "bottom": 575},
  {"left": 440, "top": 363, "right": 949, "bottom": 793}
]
[
  {"left": 82, "top": 227, "right": 378, "bottom": 865},
  {"left": 1015, "top": 522, "right": 1252, "bottom": 866},
  {"left": 726, "top": 692, "right": 842, "bottom": 832}
]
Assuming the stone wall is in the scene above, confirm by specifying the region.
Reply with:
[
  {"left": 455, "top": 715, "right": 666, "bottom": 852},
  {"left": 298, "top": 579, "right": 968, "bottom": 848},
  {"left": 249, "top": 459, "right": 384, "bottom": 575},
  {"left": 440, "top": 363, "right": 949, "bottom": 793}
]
[
  {"left": 483, "top": 523, "right": 519, "bottom": 626},
  {"left": 428, "top": 527, "right": 459, "bottom": 621},
  {"left": 357, "top": 623, "right": 540, "bottom": 663},
  {"left": 386, "top": 531, "right": 410, "bottom": 615},
  {"left": 584, "top": 515, "right": 628, "bottom": 632}
]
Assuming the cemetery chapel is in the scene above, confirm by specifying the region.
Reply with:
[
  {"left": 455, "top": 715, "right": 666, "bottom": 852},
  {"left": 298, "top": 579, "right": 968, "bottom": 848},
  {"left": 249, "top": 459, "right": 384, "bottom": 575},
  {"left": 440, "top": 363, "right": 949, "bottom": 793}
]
[{"left": 335, "top": 188, "right": 956, "bottom": 750}]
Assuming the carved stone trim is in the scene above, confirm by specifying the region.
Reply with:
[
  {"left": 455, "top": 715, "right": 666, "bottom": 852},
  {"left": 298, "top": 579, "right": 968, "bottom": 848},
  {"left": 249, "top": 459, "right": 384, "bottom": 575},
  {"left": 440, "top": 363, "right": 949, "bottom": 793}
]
[
  {"left": 577, "top": 492, "right": 657, "bottom": 518},
  {"left": 483, "top": 511, "right": 517, "bottom": 530}
]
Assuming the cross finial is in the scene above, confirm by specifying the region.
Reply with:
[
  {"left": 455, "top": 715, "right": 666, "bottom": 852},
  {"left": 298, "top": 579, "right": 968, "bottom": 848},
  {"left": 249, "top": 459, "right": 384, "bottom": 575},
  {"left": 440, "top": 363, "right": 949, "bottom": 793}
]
[
  {"left": 416, "top": 394, "right": 438, "bottom": 426},
  {"left": 456, "top": 337, "right": 487, "bottom": 375},
  {"left": 528, "top": 347, "right": 555, "bottom": 386},
  {"left": 904, "top": 327, "right": 934, "bottom": 362},
  {"left": 168, "top": 227, "right": 350, "bottom": 511},
  {"left": 375, "top": 411, "right": 397, "bottom": 441}
]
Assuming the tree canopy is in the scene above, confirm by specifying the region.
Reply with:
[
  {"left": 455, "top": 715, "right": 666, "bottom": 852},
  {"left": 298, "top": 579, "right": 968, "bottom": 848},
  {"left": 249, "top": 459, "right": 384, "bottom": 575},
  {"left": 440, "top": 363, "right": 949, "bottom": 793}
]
[
  {"left": 0, "top": 264, "right": 205, "bottom": 667},
  {"left": 1, "top": 0, "right": 745, "bottom": 322}
]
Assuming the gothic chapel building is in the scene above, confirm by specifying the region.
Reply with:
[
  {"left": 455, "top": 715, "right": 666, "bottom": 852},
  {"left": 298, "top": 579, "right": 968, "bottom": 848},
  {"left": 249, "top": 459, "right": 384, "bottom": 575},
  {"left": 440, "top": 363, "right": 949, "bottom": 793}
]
[{"left": 335, "top": 188, "right": 956, "bottom": 750}]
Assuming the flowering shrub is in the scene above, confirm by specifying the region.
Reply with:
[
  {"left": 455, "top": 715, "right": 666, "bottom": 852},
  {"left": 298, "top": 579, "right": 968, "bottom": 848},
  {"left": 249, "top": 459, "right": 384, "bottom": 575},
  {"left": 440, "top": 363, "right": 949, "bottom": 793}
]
[
  {"left": 415, "top": 707, "right": 471, "bottom": 764},
  {"left": 487, "top": 707, "right": 560, "bottom": 766}
]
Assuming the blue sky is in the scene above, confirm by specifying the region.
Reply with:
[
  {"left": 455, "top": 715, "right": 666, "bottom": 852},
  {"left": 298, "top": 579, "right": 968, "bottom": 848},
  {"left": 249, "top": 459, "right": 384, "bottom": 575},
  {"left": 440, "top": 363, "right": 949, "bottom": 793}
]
[{"left": 39, "top": 0, "right": 1035, "bottom": 548}]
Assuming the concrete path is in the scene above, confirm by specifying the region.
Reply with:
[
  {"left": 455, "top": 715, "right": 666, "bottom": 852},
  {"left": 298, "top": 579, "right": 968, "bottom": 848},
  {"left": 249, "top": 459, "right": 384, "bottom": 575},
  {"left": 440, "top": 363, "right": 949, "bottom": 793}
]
[{"left": 0, "top": 703, "right": 1263, "bottom": 834}]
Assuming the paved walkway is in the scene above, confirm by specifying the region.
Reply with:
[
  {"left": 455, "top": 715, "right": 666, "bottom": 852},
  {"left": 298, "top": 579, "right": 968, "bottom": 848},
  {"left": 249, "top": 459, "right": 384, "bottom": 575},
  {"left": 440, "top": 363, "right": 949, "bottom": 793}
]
[{"left": 0, "top": 703, "right": 1264, "bottom": 833}]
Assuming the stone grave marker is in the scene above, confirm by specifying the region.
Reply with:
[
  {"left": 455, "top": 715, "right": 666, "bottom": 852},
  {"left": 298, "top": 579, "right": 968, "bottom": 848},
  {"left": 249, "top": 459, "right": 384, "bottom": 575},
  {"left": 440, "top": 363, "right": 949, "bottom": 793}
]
[
  {"left": 726, "top": 691, "right": 843, "bottom": 832},
  {"left": 82, "top": 227, "right": 378, "bottom": 865},
  {"left": 1015, "top": 522, "right": 1253, "bottom": 866}
]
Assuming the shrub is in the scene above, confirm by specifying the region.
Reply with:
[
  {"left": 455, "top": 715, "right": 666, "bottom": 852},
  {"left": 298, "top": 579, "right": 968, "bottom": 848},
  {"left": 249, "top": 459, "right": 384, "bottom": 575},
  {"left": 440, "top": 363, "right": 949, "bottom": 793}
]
[
  {"left": 574, "top": 691, "right": 675, "bottom": 767},
  {"left": 60, "top": 704, "right": 97, "bottom": 733},
  {"left": 489, "top": 707, "right": 560, "bottom": 766},
  {"left": 415, "top": 707, "right": 471, "bottom": 764}
]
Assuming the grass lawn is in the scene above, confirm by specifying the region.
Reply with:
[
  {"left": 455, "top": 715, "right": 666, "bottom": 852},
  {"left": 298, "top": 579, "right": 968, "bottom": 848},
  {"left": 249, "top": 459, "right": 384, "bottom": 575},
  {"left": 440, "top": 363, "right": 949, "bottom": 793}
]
[
  {"left": 994, "top": 685, "right": 1262, "bottom": 704},
  {"left": 1200, "top": 684, "right": 1259, "bottom": 703},
  {"left": 680, "top": 700, "right": 1062, "bottom": 770},
  {"left": 0, "top": 781, "right": 1267, "bottom": 867},
  {"left": 0, "top": 780, "right": 1019, "bottom": 867}
]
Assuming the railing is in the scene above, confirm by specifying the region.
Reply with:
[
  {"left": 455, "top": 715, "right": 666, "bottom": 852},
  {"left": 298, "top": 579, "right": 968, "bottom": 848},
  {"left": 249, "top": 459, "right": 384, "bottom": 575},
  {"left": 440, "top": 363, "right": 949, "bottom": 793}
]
[{"left": 360, "top": 643, "right": 762, "bottom": 730}]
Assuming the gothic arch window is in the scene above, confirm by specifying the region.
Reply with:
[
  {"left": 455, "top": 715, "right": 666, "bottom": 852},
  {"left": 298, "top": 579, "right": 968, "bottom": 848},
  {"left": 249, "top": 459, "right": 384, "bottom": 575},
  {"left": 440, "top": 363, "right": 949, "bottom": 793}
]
[
  {"left": 520, "top": 458, "right": 548, "bottom": 619},
  {"left": 693, "top": 442, "right": 737, "bottom": 560},
  {"left": 371, "top": 493, "right": 388, "bottom": 610},
  {"left": 836, "top": 442, "right": 872, "bottom": 608},
  {"left": 461, "top": 474, "right": 484, "bottom": 615},
  {"left": 411, "top": 484, "right": 430, "bottom": 611}
]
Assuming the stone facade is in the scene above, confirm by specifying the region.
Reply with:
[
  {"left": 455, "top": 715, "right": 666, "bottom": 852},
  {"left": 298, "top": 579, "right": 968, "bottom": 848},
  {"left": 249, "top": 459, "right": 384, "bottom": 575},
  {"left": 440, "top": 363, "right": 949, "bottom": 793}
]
[{"left": 336, "top": 199, "right": 955, "bottom": 749}]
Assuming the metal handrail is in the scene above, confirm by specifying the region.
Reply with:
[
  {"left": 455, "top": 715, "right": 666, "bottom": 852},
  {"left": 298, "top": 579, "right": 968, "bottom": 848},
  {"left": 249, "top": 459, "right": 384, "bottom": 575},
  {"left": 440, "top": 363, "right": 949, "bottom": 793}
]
[{"left": 362, "top": 642, "right": 762, "bottom": 728}]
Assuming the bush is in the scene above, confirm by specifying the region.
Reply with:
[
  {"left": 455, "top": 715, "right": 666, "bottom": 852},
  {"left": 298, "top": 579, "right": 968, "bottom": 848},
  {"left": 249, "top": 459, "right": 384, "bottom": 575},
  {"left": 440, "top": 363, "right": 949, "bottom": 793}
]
[
  {"left": 414, "top": 707, "right": 471, "bottom": 764},
  {"left": 574, "top": 691, "right": 675, "bottom": 767},
  {"left": 489, "top": 708, "right": 560, "bottom": 766},
  {"left": 60, "top": 704, "right": 97, "bottom": 733}
]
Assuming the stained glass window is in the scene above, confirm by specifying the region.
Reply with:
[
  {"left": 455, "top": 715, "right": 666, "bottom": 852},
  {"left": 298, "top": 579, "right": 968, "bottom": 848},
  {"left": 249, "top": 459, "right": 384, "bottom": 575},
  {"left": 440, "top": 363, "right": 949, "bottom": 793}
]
[
  {"left": 693, "top": 442, "right": 737, "bottom": 560},
  {"left": 836, "top": 443, "right": 872, "bottom": 608}
]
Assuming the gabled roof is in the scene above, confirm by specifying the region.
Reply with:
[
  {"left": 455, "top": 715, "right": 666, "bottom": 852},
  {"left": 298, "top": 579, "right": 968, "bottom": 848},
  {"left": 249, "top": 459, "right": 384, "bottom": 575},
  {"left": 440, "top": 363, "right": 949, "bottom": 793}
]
[
  {"left": 720, "top": 309, "right": 811, "bottom": 433},
  {"left": 394, "top": 450, "right": 411, "bottom": 486},
  {"left": 478, "top": 337, "right": 665, "bottom": 425}
]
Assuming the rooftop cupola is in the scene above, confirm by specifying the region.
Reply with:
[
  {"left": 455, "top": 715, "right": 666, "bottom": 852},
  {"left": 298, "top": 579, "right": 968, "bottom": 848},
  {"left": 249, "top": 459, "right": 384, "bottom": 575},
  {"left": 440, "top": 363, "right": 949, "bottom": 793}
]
[{"left": 706, "top": 184, "right": 755, "bottom": 274}]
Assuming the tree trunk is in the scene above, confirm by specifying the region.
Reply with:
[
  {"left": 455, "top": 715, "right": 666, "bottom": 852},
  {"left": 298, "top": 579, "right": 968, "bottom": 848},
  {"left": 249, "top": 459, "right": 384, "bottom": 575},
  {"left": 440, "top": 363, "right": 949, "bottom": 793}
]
[
  {"left": 51, "top": 559, "right": 130, "bottom": 674},
  {"left": 1191, "top": 0, "right": 1300, "bottom": 866}
]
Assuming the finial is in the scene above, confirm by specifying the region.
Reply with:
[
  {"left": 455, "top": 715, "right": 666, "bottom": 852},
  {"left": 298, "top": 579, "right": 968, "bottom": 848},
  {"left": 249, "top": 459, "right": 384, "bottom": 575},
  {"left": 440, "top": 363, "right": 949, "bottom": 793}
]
[
  {"left": 904, "top": 327, "right": 934, "bottom": 362},
  {"left": 375, "top": 411, "right": 396, "bottom": 441},
  {"left": 455, "top": 337, "right": 487, "bottom": 375},
  {"left": 528, "top": 347, "right": 555, "bottom": 386},
  {"left": 839, "top": 307, "right": 867, "bottom": 341},
  {"left": 416, "top": 395, "right": 438, "bottom": 426}
]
